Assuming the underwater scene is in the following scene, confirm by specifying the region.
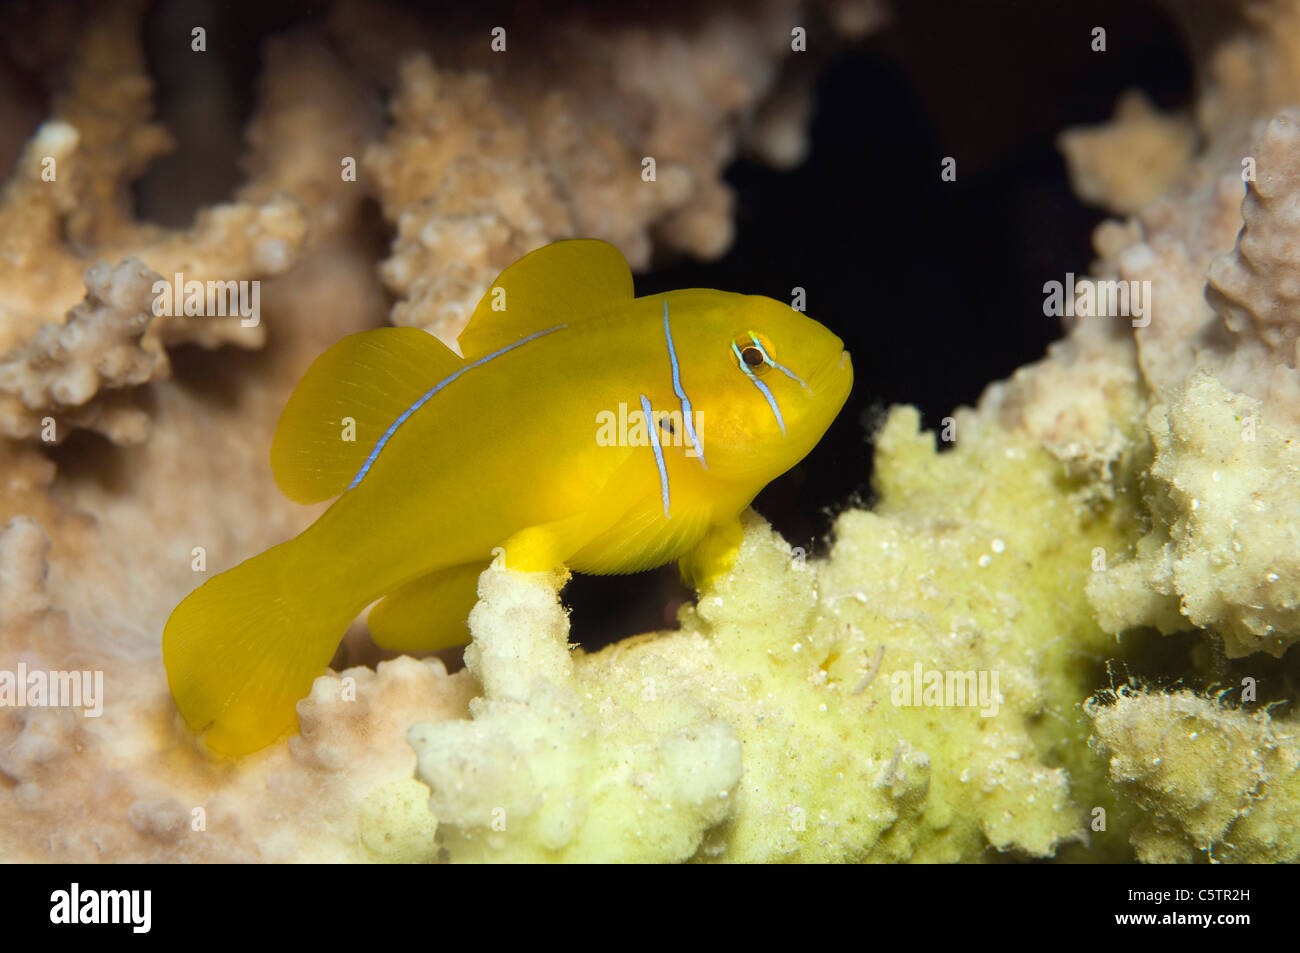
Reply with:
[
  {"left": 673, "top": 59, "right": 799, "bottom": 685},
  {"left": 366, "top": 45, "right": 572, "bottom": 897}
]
[{"left": 0, "top": 0, "right": 1294, "bottom": 898}]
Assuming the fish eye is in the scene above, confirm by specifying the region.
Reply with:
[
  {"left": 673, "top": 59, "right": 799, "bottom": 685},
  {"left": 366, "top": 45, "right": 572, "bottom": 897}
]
[
  {"left": 659, "top": 415, "right": 676, "bottom": 435},
  {"left": 732, "top": 331, "right": 775, "bottom": 375}
]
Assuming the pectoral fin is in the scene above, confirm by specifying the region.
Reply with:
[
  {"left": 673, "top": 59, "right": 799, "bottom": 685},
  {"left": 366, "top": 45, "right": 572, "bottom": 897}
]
[
  {"left": 367, "top": 562, "right": 487, "bottom": 652},
  {"left": 496, "top": 510, "right": 613, "bottom": 572},
  {"left": 678, "top": 519, "right": 744, "bottom": 590}
]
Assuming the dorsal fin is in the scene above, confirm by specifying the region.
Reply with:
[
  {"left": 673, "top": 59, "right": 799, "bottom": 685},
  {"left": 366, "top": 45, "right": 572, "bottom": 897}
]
[
  {"left": 270, "top": 327, "right": 463, "bottom": 503},
  {"left": 456, "top": 239, "right": 634, "bottom": 360}
]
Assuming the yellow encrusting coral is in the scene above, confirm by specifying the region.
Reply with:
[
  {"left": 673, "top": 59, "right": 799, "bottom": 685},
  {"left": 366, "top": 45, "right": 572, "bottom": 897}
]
[
  {"left": 1088, "top": 689, "right": 1300, "bottom": 863},
  {"left": 411, "top": 401, "right": 1147, "bottom": 862},
  {"left": 1088, "top": 372, "right": 1300, "bottom": 658},
  {"left": 408, "top": 564, "right": 743, "bottom": 863}
]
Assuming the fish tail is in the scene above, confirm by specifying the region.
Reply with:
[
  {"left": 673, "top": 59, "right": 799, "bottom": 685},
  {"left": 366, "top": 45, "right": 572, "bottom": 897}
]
[{"left": 162, "top": 538, "right": 353, "bottom": 756}]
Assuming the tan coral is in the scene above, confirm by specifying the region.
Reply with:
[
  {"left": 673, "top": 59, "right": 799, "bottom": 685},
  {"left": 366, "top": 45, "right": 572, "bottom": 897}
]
[
  {"left": 237, "top": 35, "right": 379, "bottom": 239},
  {"left": 1058, "top": 90, "right": 1197, "bottom": 216},
  {"left": 409, "top": 443, "right": 1100, "bottom": 863},
  {"left": 1207, "top": 109, "right": 1300, "bottom": 371},
  {"left": 0, "top": 258, "right": 165, "bottom": 445},
  {"left": 1187, "top": 0, "right": 1300, "bottom": 149},
  {"left": 0, "top": 468, "right": 476, "bottom": 862},
  {"left": 0, "top": 0, "right": 901, "bottom": 864},
  {"left": 43, "top": 0, "right": 174, "bottom": 249},
  {"left": 0, "top": 119, "right": 94, "bottom": 352},
  {"left": 364, "top": 1, "right": 822, "bottom": 344},
  {"left": 1063, "top": 76, "right": 1300, "bottom": 438},
  {"left": 0, "top": 1, "right": 311, "bottom": 379}
]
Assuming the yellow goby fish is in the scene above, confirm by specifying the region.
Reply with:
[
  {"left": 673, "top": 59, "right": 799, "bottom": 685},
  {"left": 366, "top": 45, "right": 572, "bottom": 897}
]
[{"left": 163, "top": 240, "right": 853, "bottom": 755}]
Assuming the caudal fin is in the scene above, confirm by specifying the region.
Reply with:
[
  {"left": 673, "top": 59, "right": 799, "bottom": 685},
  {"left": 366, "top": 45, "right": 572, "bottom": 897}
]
[{"left": 162, "top": 541, "right": 348, "bottom": 756}]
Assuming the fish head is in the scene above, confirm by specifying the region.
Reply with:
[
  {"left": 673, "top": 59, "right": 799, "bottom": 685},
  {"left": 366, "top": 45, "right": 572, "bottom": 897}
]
[{"left": 671, "top": 292, "right": 853, "bottom": 485}]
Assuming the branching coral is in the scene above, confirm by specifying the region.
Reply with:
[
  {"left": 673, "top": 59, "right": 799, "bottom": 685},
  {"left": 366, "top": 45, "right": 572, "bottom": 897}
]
[
  {"left": 0, "top": 0, "right": 310, "bottom": 440},
  {"left": 1042, "top": 0, "right": 1300, "bottom": 861},
  {"left": 363, "top": 0, "right": 849, "bottom": 342},
  {"left": 0, "top": 0, "right": 889, "bottom": 864},
  {"left": 1206, "top": 109, "right": 1300, "bottom": 377},
  {"left": 0, "top": 259, "right": 165, "bottom": 445},
  {"left": 1058, "top": 90, "right": 1197, "bottom": 217},
  {"left": 1047, "top": 15, "right": 1300, "bottom": 672},
  {"left": 0, "top": 506, "right": 475, "bottom": 861}
]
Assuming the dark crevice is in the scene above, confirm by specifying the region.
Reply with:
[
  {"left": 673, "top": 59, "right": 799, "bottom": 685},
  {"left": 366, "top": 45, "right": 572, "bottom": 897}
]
[{"left": 567, "top": 0, "right": 1193, "bottom": 650}]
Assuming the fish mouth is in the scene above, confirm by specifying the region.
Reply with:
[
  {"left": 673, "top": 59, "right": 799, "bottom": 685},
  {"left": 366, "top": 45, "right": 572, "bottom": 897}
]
[{"left": 809, "top": 348, "right": 851, "bottom": 396}]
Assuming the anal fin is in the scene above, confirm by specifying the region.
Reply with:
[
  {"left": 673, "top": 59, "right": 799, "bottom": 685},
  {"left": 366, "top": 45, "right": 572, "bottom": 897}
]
[{"left": 367, "top": 562, "right": 488, "bottom": 652}]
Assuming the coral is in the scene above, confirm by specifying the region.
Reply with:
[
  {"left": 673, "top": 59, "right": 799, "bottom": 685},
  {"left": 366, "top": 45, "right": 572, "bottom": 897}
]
[
  {"left": 364, "top": 1, "right": 831, "bottom": 343},
  {"left": 236, "top": 35, "right": 377, "bottom": 240},
  {"left": 1181, "top": 0, "right": 1300, "bottom": 148},
  {"left": 0, "top": 510, "right": 475, "bottom": 862},
  {"left": 0, "top": 0, "right": 309, "bottom": 379},
  {"left": 414, "top": 400, "right": 1142, "bottom": 862},
  {"left": 0, "top": 0, "right": 1297, "bottom": 866},
  {"left": 1058, "top": 90, "right": 1197, "bottom": 216},
  {"left": 1038, "top": 0, "right": 1300, "bottom": 857},
  {"left": 1087, "top": 372, "right": 1300, "bottom": 657},
  {"left": 1064, "top": 60, "right": 1300, "bottom": 441},
  {"left": 1088, "top": 689, "right": 1300, "bottom": 863},
  {"left": 0, "top": 0, "right": 889, "bottom": 864},
  {"left": 0, "top": 259, "right": 165, "bottom": 445},
  {"left": 1046, "top": 6, "right": 1300, "bottom": 657},
  {"left": 1206, "top": 109, "right": 1300, "bottom": 372},
  {"left": 409, "top": 565, "right": 742, "bottom": 863}
]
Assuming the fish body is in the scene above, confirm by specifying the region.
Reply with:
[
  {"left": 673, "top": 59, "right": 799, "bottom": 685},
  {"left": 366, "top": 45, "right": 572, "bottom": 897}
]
[{"left": 163, "top": 240, "right": 853, "bottom": 754}]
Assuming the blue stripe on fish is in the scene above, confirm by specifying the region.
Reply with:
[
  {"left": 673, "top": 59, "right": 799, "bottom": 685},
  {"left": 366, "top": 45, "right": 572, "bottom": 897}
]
[
  {"left": 662, "top": 299, "right": 707, "bottom": 468},
  {"left": 732, "top": 341, "right": 787, "bottom": 436},
  {"left": 641, "top": 393, "right": 671, "bottom": 518},
  {"left": 349, "top": 324, "right": 568, "bottom": 489},
  {"left": 747, "top": 332, "right": 807, "bottom": 388}
]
